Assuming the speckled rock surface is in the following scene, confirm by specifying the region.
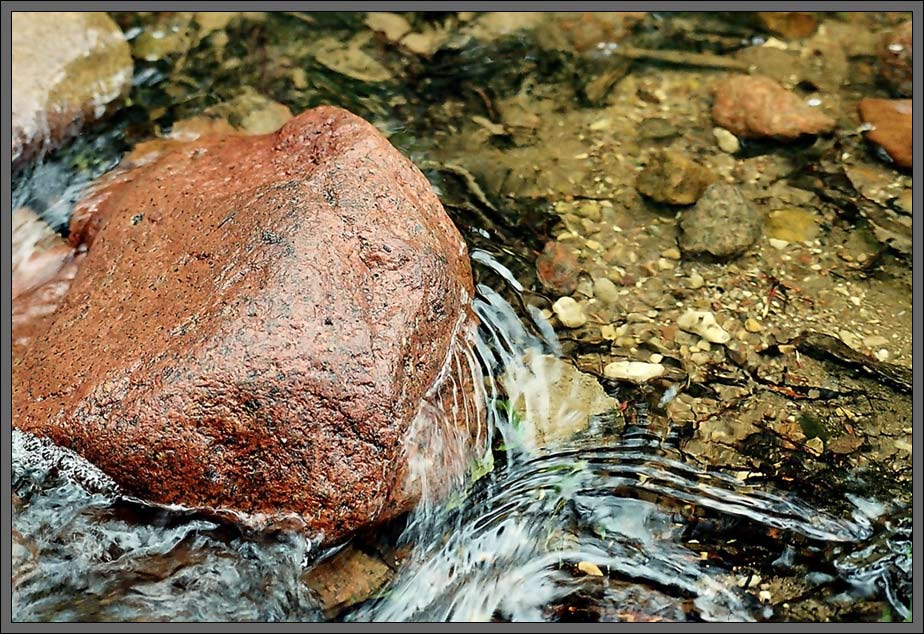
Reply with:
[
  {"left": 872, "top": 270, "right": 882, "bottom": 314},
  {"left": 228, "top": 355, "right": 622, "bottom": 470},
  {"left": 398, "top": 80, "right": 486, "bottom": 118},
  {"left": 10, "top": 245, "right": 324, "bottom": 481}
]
[
  {"left": 11, "top": 208, "right": 82, "bottom": 364},
  {"left": 859, "top": 98, "right": 912, "bottom": 169},
  {"left": 679, "top": 182, "right": 763, "bottom": 260},
  {"left": 712, "top": 75, "right": 835, "bottom": 140},
  {"left": 13, "top": 106, "right": 477, "bottom": 545},
  {"left": 12, "top": 12, "right": 132, "bottom": 164}
]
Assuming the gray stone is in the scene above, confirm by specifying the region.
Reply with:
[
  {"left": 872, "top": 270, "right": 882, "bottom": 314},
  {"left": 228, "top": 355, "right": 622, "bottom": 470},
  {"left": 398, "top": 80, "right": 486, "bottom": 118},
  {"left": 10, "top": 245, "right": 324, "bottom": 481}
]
[{"left": 679, "top": 183, "right": 763, "bottom": 259}]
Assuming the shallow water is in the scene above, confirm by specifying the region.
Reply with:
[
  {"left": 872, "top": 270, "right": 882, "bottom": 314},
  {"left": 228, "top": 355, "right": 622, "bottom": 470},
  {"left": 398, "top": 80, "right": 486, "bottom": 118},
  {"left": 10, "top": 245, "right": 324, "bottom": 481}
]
[{"left": 11, "top": 11, "right": 913, "bottom": 623}]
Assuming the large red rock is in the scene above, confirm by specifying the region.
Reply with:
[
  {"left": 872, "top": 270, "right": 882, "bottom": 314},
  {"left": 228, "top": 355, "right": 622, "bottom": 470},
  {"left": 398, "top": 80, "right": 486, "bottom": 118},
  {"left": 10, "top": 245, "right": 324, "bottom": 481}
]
[
  {"left": 712, "top": 75, "right": 836, "bottom": 140},
  {"left": 13, "top": 106, "right": 479, "bottom": 544}
]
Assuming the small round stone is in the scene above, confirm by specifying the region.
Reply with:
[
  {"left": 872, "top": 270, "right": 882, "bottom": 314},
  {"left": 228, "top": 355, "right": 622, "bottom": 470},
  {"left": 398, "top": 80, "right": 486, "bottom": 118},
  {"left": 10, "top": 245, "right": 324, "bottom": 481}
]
[
  {"left": 593, "top": 277, "right": 620, "bottom": 305},
  {"left": 552, "top": 296, "right": 588, "bottom": 328},
  {"left": 713, "top": 127, "right": 740, "bottom": 154}
]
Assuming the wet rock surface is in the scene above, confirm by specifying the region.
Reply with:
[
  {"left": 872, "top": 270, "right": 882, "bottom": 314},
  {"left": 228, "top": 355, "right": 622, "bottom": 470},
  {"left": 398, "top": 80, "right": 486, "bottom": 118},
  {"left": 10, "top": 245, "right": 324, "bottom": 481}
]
[
  {"left": 679, "top": 183, "right": 763, "bottom": 260},
  {"left": 304, "top": 545, "right": 395, "bottom": 618},
  {"left": 712, "top": 75, "right": 836, "bottom": 140},
  {"left": 504, "top": 353, "right": 621, "bottom": 449},
  {"left": 12, "top": 208, "right": 72, "bottom": 300},
  {"left": 11, "top": 208, "right": 82, "bottom": 364},
  {"left": 13, "top": 106, "right": 477, "bottom": 545},
  {"left": 636, "top": 150, "right": 716, "bottom": 206},
  {"left": 858, "top": 98, "right": 912, "bottom": 169},
  {"left": 12, "top": 12, "right": 132, "bottom": 165}
]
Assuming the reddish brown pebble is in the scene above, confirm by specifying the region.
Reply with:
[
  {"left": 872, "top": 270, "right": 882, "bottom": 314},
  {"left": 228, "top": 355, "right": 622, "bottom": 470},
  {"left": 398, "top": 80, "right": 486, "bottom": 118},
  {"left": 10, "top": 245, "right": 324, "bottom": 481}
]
[
  {"left": 712, "top": 75, "right": 836, "bottom": 140},
  {"left": 756, "top": 12, "right": 818, "bottom": 39},
  {"left": 858, "top": 98, "right": 912, "bottom": 168},
  {"left": 536, "top": 241, "right": 581, "bottom": 294}
]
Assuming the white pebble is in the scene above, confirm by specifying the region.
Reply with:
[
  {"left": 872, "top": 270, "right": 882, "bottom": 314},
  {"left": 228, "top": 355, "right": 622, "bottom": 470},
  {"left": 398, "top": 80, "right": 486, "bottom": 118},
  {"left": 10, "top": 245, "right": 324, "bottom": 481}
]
[
  {"left": 603, "top": 360, "right": 665, "bottom": 383},
  {"left": 552, "top": 297, "right": 587, "bottom": 328},
  {"left": 677, "top": 309, "right": 731, "bottom": 344},
  {"left": 713, "top": 127, "right": 740, "bottom": 154}
]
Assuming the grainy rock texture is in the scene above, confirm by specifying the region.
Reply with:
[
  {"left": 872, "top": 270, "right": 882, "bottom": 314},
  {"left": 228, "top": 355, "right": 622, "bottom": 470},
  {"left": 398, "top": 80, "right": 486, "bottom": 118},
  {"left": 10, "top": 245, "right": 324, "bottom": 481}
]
[
  {"left": 679, "top": 182, "right": 763, "bottom": 260},
  {"left": 11, "top": 208, "right": 82, "bottom": 364},
  {"left": 13, "top": 106, "right": 477, "bottom": 545},
  {"left": 12, "top": 12, "right": 133, "bottom": 164},
  {"left": 712, "top": 75, "right": 835, "bottom": 140},
  {"left": 303, "top": 546, "right": 394, "bottom": 618}
]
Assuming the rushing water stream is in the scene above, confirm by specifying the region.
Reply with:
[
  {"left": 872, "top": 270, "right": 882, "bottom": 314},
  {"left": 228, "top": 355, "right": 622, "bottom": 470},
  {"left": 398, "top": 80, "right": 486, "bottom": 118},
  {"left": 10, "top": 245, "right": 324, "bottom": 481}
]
[{"left": 11, "top": 11, "right": 913, "bottom": 623}]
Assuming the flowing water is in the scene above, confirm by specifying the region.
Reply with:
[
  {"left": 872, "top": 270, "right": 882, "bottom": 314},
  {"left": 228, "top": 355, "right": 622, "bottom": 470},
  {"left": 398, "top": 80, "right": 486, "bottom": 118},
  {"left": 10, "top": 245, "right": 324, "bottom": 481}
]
[{"left": 11, "top": 11, "right": 913, "bottom": 623}]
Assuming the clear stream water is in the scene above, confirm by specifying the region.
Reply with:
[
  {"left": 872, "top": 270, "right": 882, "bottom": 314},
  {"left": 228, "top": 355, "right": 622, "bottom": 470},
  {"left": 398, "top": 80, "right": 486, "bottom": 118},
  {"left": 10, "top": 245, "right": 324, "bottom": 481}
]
[{"left": 11, "top": 11, "right": 913, "bottom": 623}]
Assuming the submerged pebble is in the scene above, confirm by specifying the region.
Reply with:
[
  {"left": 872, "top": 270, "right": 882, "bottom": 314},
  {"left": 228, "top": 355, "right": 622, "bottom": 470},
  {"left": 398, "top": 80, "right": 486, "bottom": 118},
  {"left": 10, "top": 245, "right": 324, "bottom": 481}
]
[
  {"left": 712, "top": 74, "right": 836, "bottom": 139},
  {"left": 537, "top": 241, "right": 581, "bottom": 295},
  {"left": 593, "top": 277, "right": 620, "bottom": 305},
  {"left": 858, "top": 98, "right": 912, "bottom": 168},
  {"left": 712, "top": 127, "right": 740, "bottom": 154},
  {"left": 766, "top": 208, "right": 820, "bottom": 243},
  {"left": 679, "top": 182, "right": 763, "bottom": 260},
  {"left": 677, "top": 309, "right": 731, "bottom": 344},
  {"left": 603, "top": 360, "right": 665, "bottom": 383},
  {"left": 636, "top": 149, "right": 716, "bottom": 206},
  {"left": 552, "top": 296, "right": 587, "bottom": 328}
]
